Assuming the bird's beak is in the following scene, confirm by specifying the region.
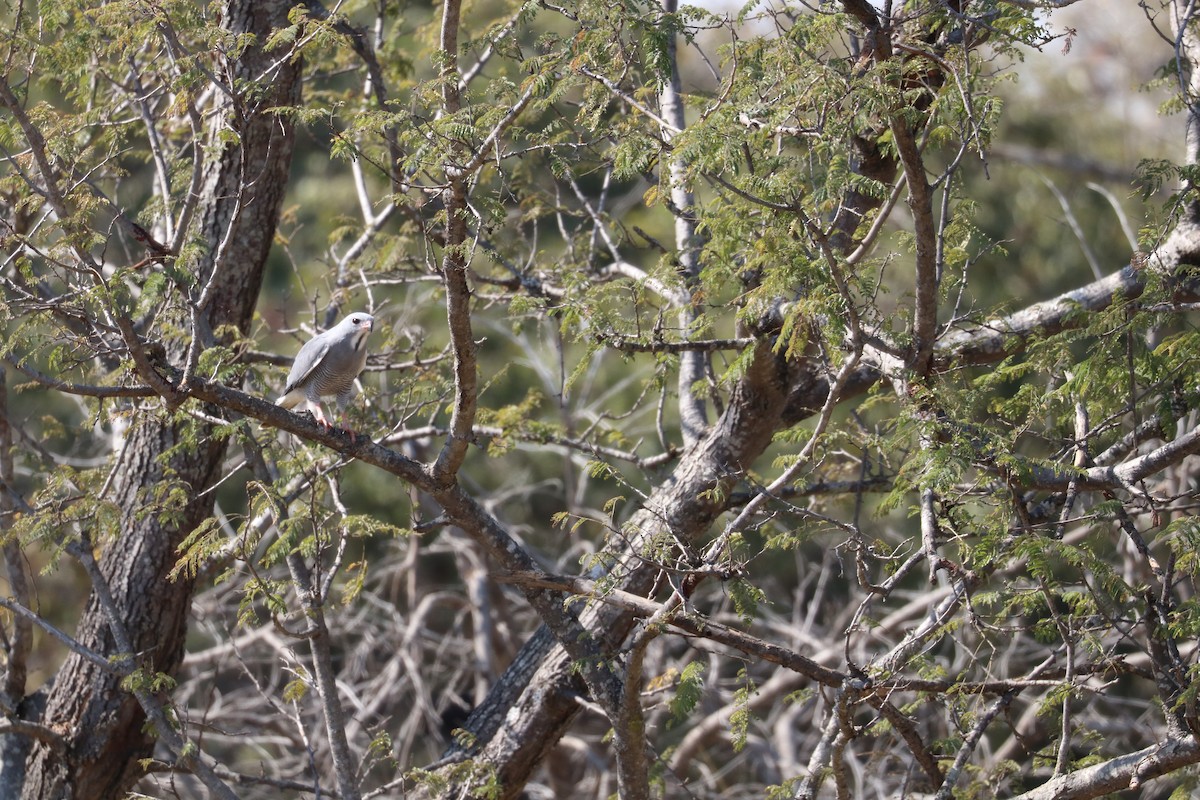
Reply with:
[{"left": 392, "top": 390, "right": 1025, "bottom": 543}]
[{"left": 360, "top": 319, "right": 374, "bottom": 332}]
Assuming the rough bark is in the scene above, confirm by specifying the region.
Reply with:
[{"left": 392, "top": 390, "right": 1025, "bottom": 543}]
[
  {"left": 1007, "top": 735, "right": 1200, "bottom": 800},
  {"left": 432, "top": 335, "right": 802, "bottom": 797},
  {"left": 17, "top": 2, "right": 302, "bottom": 797}
]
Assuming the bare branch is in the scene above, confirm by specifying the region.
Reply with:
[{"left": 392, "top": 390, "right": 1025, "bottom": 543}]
[
  {"left": 431, "top": 0, "right": 479, "bottom": 482},
  {"left": 1008, "top": 735, "right": 1200, "bottom": 800},
  {"left": 494, "top": 571, "right": 847, "bottom": 687}
]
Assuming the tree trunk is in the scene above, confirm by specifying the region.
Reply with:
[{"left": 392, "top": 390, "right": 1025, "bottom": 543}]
[
  {"left": 17, "top": 2, "right": 302, "bottom": 797},
  {"left": 441, "top": 339, "right": 803, "bottom": 797}
]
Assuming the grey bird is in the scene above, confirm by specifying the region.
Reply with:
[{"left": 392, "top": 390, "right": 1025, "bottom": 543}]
[{"left": 277, "top": 313, "right": 375, "bottom": 431}]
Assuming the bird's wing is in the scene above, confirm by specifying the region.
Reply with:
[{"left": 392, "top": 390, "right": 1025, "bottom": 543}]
[{"left": 282, "top": 335, "right": 333, "bottom": 394}]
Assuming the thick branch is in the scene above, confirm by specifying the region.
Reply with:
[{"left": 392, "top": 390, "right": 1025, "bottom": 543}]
[
  {"left": 431, "top": 0, "right": 478, "bottom": 482},
  {"left": 890, "top": 114, "right": 938, "bottom": 373},
  {"left": 1008, "top": 734, "right": 1200, "bottom": 800},
  {"left": 658, "top": 0, "right": 709, "bottom": 446}
]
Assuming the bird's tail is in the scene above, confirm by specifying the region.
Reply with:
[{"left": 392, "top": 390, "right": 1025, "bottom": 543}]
[{"left": 276, "top": 390, "right": 302, "bottom": 409}]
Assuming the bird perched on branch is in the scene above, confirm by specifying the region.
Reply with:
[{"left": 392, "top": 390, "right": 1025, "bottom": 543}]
[{"left": 277, "top": 313, "right": 375, "bottom": 433}]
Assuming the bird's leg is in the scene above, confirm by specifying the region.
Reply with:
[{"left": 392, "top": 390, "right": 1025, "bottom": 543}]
[
  {"left": 308, "top": 401, "right": 359, "bottom": 443},
  {"left": 307, "top": 401, "right": 334, "bottom": 429},
  {"left": 336, "top": 411, "right": 359, "bottom": 444}
]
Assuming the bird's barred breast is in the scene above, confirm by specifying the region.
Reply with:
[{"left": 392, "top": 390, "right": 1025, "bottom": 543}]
[
  {"left": 307, "top": 363, "right": 349, "bottom": 397},
  {"left": 306, "top": 351, "right": 365, "bottom": 399}
]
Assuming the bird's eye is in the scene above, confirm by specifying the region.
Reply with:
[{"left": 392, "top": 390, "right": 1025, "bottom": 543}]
[{"left": 350, "top": 316, "right": 360, "bottom": 323}]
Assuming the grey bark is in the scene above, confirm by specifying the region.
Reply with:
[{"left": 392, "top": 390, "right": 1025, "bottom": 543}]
[
  {"left": 658, "top": 0, "right": 709, "bottom": 446},
  {"left": 1007, "top": 735, "right": 1200, "bottom": 800},
  {"left": 430, "top": 335, "right": 804, "bottom": 798}
]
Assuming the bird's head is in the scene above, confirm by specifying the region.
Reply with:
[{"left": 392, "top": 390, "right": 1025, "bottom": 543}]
[
  {"left": 343, "top": 313, "right": 375, "bottom": 349},
  {"left": 347, "top": 313, "right": 374, "bottom": 332}
]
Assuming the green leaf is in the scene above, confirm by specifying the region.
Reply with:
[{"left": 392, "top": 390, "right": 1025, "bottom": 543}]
[{"left": 668, "top": 661, "right": 706, "bottom": 727}]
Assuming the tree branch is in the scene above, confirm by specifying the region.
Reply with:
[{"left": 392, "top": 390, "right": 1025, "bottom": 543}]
[
  {"left": 1007, "top": 734, "right": 1200, "bottom": 800},
  {"left": 494, "top": 571, "right": 847, "bottom": 687},
  {"left": 431, "top": 0, "right": 479, "bottom": 483},
  {"left": 658, "top": 0, "right": 709, "bottom": 446}
]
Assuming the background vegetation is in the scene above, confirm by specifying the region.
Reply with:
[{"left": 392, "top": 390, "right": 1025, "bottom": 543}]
[{"left": 3, "top": 1, "right": 1200, "bottom": 798}]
